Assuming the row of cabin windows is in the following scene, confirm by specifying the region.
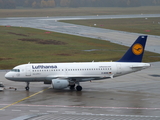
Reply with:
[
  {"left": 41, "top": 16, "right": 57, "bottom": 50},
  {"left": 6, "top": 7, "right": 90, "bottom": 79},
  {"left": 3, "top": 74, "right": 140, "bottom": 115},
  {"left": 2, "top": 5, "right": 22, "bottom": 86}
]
[{"left": 32, "top": 68, "right": 112, "bottom": 72}]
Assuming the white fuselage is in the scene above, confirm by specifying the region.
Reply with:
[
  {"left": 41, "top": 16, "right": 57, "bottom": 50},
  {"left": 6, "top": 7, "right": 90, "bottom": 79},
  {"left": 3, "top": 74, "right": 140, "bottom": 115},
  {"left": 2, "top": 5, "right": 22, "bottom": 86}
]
[{"left": 5, "top": 62, "right": 150, "bottom": 82}]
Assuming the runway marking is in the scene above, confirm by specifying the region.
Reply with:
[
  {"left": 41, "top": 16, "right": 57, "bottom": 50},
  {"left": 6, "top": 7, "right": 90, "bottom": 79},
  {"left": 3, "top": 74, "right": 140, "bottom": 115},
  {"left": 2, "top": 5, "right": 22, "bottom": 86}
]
[
  {"left": 81, "top": 112, "right": 93, "bottom": 115},
  {"left": 1, "top": 103, "right": 160, "bottom": 111},
  {"left": 29, "top": 110, "right": 39, "bottom": 112},
  {"left": 65, "top": 111, "right": 76, "bottom": 113},
  {"left": 63, "top": 112, "right": 160, "bottom": 118},
  {"left": 12, "top": 109, "right": 21, "bottom": 112},
  {"left": 47, "top": 111, "right": 58, "bottom": 113},
  {"left": 0, "top": 87, "right": 50, "bottom": 111}
]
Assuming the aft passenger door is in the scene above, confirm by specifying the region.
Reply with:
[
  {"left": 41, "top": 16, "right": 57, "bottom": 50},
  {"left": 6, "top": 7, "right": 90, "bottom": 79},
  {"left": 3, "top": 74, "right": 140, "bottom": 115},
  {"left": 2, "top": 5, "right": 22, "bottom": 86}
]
[{"left": 116, "top": 64, "right": 122, "bottom": 74}]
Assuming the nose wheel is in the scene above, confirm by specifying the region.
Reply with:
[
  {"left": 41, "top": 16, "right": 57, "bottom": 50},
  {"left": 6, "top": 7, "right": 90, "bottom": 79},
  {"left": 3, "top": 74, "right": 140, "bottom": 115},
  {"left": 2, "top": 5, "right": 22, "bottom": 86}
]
[{"left": 25, "top": 82, "right": 30, "bottom": 91}]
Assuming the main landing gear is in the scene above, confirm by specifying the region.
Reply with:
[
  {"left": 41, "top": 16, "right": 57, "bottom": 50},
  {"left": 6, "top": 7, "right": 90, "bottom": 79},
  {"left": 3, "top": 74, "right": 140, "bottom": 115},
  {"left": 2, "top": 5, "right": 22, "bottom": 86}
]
[
  {"left": 76, "top": 85, "right": 82, "bottom": 91},
  {"left": 70, "top": 84, "right": 75, "bottom": 90},
  {"left": 25, "top": 82, "right": 30, "bottom": 91},
  {"left": 70, "top": 83, "right": 82, "bottom": 91}
]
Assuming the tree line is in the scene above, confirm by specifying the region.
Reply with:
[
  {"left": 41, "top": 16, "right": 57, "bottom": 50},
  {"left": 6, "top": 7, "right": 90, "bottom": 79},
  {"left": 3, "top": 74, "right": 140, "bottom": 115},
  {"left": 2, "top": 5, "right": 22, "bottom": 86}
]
[{"left": 0, "top": 0, "right": 160, "bottom": 9}]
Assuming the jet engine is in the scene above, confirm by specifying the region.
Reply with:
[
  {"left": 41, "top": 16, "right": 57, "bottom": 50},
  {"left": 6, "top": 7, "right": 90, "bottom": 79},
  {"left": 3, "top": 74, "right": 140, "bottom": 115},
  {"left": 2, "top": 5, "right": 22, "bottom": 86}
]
[{"left": 52, "top": 79, "right": 69, "bottom": 89}]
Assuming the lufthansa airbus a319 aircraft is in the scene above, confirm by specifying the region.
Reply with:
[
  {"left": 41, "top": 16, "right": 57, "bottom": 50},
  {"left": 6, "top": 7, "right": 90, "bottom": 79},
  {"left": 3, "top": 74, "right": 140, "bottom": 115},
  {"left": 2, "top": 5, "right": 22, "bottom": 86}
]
[{"left": 5, "top": 36, "right": 151, "bottom": 91}]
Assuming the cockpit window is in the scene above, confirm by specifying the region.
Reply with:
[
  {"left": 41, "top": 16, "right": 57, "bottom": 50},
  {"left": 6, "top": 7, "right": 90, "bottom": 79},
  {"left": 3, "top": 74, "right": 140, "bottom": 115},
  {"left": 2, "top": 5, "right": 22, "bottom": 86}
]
[{"left": 11, "top": 69, "right": 20, "bottom": 72}]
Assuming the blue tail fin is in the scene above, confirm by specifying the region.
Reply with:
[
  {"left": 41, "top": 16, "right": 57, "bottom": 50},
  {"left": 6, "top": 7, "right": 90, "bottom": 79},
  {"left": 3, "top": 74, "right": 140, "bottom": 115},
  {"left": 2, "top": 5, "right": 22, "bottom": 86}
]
[{"left": 117, "top": 35, "right": 147, "bottom": 62}]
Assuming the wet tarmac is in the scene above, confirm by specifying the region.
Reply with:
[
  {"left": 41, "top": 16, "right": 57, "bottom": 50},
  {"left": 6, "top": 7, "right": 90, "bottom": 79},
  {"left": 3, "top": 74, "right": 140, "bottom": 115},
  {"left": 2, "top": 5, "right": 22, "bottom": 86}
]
[
  {"left": 0, "top": 14, "right": 160, "bottom": 54},
  {"left": 0, "top": 62, "right": 160, "bottom": 119}
]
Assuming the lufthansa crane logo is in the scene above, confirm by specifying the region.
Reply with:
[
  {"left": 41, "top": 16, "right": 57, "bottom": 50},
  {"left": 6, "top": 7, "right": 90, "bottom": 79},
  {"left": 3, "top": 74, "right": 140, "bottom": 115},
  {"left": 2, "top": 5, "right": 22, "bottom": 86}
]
[{"left": 132, "top": 43, "right": 143, "bottom": 55}]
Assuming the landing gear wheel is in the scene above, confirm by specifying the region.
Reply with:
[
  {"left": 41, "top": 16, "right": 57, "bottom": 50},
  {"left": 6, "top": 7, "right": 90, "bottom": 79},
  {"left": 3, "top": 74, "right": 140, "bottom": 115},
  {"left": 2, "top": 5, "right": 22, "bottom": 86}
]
[
  {"left": 76, "top": 85, "right": 82, "bottom": 91},
  {"left": 70, "top": 84, "right": 75, "bottom": 90},
  {"left": 25, "top": 82, "right": 30, "bottom": 91},
  {"left": 25, "top": 86, "right": 29, "bottom": 91}
]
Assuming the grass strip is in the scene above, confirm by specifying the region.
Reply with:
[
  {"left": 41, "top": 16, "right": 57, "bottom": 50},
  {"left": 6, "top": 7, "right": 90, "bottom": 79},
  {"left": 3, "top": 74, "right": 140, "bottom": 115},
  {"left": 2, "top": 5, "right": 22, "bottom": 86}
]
[
  {"left": 61, "top": 17, "right": 160, "bottom": 36},
  {"left": 0, "top": 26, "right": 160, "bottom": 69}
]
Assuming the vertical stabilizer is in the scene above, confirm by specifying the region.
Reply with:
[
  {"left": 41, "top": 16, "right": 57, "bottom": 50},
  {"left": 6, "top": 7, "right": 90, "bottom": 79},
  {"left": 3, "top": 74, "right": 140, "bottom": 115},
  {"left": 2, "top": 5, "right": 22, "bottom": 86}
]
[{"left": 117, "top": 36, "right": 147, "bottom": 62}]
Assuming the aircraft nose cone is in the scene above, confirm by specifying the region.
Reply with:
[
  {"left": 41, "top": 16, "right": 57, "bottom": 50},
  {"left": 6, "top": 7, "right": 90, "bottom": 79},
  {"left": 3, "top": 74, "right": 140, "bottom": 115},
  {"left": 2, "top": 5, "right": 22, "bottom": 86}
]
[{"left": 5, "top": 72, "right": 11, "bottom": 80}]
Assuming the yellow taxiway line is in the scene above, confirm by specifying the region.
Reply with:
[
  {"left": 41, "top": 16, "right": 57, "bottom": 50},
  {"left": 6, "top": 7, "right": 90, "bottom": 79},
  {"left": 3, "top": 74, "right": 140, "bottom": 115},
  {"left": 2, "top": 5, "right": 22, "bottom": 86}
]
[{"left": 0, "top": 87, "right": 50, "bottom": 111}]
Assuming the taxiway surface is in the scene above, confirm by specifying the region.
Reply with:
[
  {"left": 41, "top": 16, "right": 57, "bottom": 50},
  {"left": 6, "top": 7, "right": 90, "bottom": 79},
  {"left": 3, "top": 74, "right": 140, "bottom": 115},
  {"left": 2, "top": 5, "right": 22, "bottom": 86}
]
[
  {"left": 0, "top": 14, "right": 160, "bottom": 54},
  {"left": 0, "top": 62, "right": 160, "bottom": 120}
]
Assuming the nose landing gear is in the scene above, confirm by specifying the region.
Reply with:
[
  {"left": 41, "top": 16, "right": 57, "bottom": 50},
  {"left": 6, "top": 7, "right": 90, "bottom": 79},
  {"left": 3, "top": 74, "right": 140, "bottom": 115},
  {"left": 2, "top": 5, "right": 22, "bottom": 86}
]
[{"left": 25, "top": 82, "right": 30, "bottom": 91}]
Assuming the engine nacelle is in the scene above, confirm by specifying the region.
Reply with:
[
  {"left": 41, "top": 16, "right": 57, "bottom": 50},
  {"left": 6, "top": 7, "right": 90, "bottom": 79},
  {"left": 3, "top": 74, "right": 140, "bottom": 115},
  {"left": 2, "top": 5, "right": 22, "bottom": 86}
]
[{"left": 52, "top": 79, "right": 69, "bottom": 89}]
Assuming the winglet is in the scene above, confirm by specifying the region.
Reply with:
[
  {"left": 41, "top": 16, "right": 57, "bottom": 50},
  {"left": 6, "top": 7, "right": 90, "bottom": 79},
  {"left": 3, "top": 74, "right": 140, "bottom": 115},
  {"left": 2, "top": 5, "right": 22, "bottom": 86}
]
[{"left": 117, "top": 35, "right": 147, "bottom": 62}]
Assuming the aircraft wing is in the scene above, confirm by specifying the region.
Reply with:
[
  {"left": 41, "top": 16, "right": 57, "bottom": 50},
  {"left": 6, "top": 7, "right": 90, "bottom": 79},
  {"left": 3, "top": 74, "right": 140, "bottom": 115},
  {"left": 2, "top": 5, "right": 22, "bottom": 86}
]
[{"left": 46, "top": 75, "right": 111, "bottom": 81}]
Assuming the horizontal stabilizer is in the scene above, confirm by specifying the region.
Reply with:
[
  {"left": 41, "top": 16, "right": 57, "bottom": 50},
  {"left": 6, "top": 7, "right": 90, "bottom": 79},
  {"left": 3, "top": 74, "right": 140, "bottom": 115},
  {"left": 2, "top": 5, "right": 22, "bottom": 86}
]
[{"left": 130, "top": 63, "right": 151, "bottom": 68}]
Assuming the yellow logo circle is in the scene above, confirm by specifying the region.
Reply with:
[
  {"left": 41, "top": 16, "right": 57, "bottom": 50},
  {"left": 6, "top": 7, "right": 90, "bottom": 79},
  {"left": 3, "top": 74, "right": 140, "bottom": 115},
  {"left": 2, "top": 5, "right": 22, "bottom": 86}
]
[{"left": 132, "top": 43, "right": 143, "bottom": 55}]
